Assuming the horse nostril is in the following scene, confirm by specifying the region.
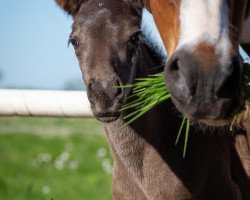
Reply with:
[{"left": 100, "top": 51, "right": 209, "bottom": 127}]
[
  {"left": 115, "top": 80, "right": 123, "bottom": 97},
  {"left": 166, "top": 58, "right": 181, "bottom": 85},
  {"left": 169, "top": 59, "right": 179, "bottom": 71},
  {"left": 164, "top": 53, "right": 193, "bottom": 100}
]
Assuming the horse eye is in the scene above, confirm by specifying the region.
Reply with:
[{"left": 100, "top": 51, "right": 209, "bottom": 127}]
[
  {"left": 129, "top": 32, "right": 142, "bottom": 46},
  {"left": 70, "top": 38, "right": 79, "bottom": 48}
]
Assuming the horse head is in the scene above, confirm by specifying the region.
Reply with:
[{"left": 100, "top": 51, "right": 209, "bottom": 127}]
[
  {"left": 145, "top": 0, "right": 249, "bottom": 126},
  {"left": 56, "top": 0, "right": 145, "bottom": 123}
]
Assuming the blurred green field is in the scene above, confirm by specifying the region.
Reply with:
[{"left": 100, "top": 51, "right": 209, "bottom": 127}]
[{"left": 0, "top": 117, "right": 113, "bottom": 200}]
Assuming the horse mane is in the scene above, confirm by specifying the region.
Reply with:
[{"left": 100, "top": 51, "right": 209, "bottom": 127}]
[
  {"left": 123, "top": 0, "right": 143, "bottom": 8},
  {"left": 122, "top": 0, "right": 143, "bottom": 17},
  {"left": 142, "top": 39, "right": 165, "bottom": 69},
  {"left": 134, "top": 37, "right": 166, "bottom": 77},
  {"left": 246, "top": 1, "right": 250, "bottom": 19}
]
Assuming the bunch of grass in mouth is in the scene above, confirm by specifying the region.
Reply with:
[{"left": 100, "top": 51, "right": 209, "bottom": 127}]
[
  {"left": 120, "top": 73, "right": 190, "bottom": 157},
  {"left": 121, "top": 60, "right": 250, "bottom": 158}
]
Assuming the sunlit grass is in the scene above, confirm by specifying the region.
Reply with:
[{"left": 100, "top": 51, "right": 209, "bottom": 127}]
[{"left": 0, "top": 117, "right": 112, "bottom": 200}]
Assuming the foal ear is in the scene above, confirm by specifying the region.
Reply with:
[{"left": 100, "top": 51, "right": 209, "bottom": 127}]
[{"left": 56, "top": 0, "right": 83, "bottom": 16}]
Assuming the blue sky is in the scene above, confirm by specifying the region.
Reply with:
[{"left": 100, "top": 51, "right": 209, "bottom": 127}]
[
  {"left": 0, "top": 1, "right": 248, "bottom": 90},
  {"left": 0, "top": 0, "right": 79, "bottom": 89},
  {"left": 0, "top": 1, "right": 159, "bottom": 90}
]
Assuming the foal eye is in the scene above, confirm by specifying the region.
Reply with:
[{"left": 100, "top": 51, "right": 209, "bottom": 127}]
[
  {"left": 69, "top": 38, "right": 79, "bottom": 48},
  {"left": 129, "top": 32, "right": 142, "bottom": 46}
]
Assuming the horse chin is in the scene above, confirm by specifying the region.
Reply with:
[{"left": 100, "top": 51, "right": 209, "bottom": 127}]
[
  {"left": 198, "top": 119, "right": 231, "bottom": 127},
  {"left": 90, "top": 97, "right": 125, "bottom": 123},
  {"left": 171, "top": 96, "right": 238, "bottom": 127},
  {"left": 96, "top": 115, "right": 121, "bottom": 123}
]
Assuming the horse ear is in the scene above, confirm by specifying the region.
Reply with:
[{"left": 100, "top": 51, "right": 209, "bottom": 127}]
[{"left": 55, "top": 0, "right": 83, "bottom": 16}]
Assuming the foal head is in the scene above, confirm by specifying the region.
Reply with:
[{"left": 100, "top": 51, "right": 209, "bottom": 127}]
[
  {"left": 56, "top": 0, "right": 144, "bottom": 123},
  {"left": 146, "top": 0, "right": 248, "bottom": 126}
]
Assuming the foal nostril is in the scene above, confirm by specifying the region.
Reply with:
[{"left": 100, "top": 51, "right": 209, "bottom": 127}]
[
  {"left": 115, "top": 80, "right": 123, "bottom": 97},
  {"left": 216, "top": 57, "right": 241, "bottom": 99}
]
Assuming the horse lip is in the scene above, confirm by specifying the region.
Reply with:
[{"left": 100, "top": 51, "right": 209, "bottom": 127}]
[
  {"left": 199, "top": 118, "right": 231, "bottom": 126},
  {"left": 184, "top": 113, "right": 232, "bottom": 126},
  {"left": 171, "top": 94, "right": 239, "bottom": 127},
  {"left": 95, "top": 111, "right": 121, "bottom": 123},
  {"left": 185, "top": 108, "right": 234, "bottom": 127},
  {"left": 92, "top": 105, "right": 122, "bottom": 122},
  {"left": 95, "top": 111, "right": 121, "bottom": 118}
]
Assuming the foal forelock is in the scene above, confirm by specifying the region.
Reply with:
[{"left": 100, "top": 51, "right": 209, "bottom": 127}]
[
  {"left": 73, "top": 7, "right": 140, "bottom": 64},
  {"left": 177, "top": 0, "right": 232, "bottom": 64}
]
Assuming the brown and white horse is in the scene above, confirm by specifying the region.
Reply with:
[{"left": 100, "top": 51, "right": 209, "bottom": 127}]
[{"left": 143, "top": 0, "right": 250, "bottom": 127}]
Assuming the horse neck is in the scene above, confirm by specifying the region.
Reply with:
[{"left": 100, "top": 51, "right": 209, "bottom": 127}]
[{"left": 103, "top": 96, "right": 183, "bottom": 187}]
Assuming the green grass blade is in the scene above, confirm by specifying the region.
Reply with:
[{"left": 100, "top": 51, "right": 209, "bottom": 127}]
[
  {"left": 121, "top": 108, "right": 150, "bottom": 128},
  {"left": 183, "top": 120, "right": 190, "bottom": 158},
  {"left": 175, "top": 118, "right": 186, "bottom": 145}
]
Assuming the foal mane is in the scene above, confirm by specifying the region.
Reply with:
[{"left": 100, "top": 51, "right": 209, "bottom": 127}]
[
  {"left": 142, "top": 40, "right": 165, "bottom": 71},
  {"left": 128, "top": 38, "right": 165, "bottom": 81},
  {"left": 139, "top": 11, "right": 167, "bottom": 72},
  {"left": 246, "top": 1, "right": 250, "bottom": 19},
  {"left": 122, "top": 0, "right": 143, "bottom": 17}
]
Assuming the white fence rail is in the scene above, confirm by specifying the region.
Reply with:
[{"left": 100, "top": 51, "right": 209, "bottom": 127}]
[{"left": 0, "top": 89, "right": 93, "bottom": 117}]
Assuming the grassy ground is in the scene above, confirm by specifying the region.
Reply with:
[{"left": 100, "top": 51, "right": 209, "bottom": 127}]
[{"left": 0, "top": 117, "right": 113, "bottom": 200}]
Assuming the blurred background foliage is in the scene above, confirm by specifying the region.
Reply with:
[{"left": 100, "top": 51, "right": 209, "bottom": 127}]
[{"left": 0, "top": 117, "right": 113, "bottom": 200}]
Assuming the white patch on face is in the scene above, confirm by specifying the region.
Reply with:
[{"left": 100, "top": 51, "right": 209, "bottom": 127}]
[
  {"left": 177, "top": 0, "right": 232, "bottom": 67},
  {"left": 241, "top": 15, "right": 250, "bottom": 43}
]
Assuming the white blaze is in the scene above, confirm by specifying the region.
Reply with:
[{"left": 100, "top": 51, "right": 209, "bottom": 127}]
[{"left": 177, "top": 0, "right": 232, "bottom": 63}]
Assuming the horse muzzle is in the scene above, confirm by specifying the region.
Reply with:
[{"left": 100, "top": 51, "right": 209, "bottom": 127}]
[
  {"left": 164, "top": 49, "right": 242, "bottom": 126},
  {"left": 87, "top": 78, "right": 124, "bottom": 123}
]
